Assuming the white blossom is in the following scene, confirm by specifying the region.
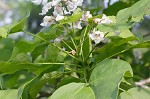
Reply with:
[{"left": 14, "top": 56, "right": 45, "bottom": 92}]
[
  {"left": 89, "top": 29, "right": 104, "bottom": 44},
  {"left": 100, "top": 14, "right": 113, "bottom": 24},
  {"left": 66, "top": 0, "right": 84, "bottom": 13},
  {"left": 93, "top": 14, "right": 113, "bottom": 24},
  {"left": 55, "top": 14, "right": 64, "bottom": 21},
  {"left": 82, "top": 11, "right": 92, "bottom": 21},
  {"left": 32, "top": 0, "right": 84, "bottom": 27},
  {"left": 40, "top": 16, "right": 55, "bottom": 26},
  {"left": 42, "top": 0, "right": 48, "bottom": 5},
  {"left": 93, "top": 18, "right": 101, "bottom": 24},
  {"left": 73, "top": 21, "right": 82, "bottom": 29},
  {"left": 53, "top": 5, "right": 64, "bottom": 16},
  {"left": 54, "top": 38, "right": 61, "bottom": 44},
  {"left": 52, "top": 0, "right": 61, "bottom": 6},
  {"left": 40, "top": 2, "right": 52, "bottom": 15}
]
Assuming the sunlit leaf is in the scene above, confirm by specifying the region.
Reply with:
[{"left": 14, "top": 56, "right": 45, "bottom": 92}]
[
  {"left": 90, "top": 59, "right": 133, "bottom": 99},
  {"left": 50, "top": 83, "right": 95, "bottom": 99}
]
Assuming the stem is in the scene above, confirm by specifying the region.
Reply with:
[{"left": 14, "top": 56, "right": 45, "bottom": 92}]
[
  {"left": 70, "top": 36, "right": 77, "bottom": 51},
  {"left": 119, "top": 88, "right": 126, "bottom": 92},
  {"left": 83, "top": 64, "right": 88, "bottom": 83},
  {"left": 23, "top": 30, "right": 80, "bottom": 62},
  {"left": 85, "top": 44, "right": 97, "bottom": 62},
  {"left": 33, "top": 62, "right": 81, "bottom": 67}
]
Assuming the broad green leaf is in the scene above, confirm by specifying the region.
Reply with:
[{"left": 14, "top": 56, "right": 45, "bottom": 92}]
[
  {"left": 29, "top": 71, "right": 63, "bottom": 99},
  {"left": 95, "top": 37, "right": 136, "bottom": 62},
  {"left": 20, "top": 75, "right": 43, "bottom": 99},
  {"left": 31, "top": 43, "right": 48, "bottom": 61},
  {"left": 90, "top": 59, "right": 133, "bottom": 99},
  {"left": 13, "top": 53, "right": 31, "bottom": 63},
  {"left": 57, "top": 77, "right": 81, "bottom": 88},
  {"left": 95, "top": 39, "right": 150, "bottom": 63},
  {"left": 0, "top": 62, "right": 61, "bottom": 75},
  {"left": 0, "top": 89, "right": 18, "bottom": 99},
  {"left": 15, "top": 39, "right": 38, "bottom": 53},
  {"left": 0, "top": 26, "right": 9, "bottom": 38},
  {"left": 118, "top": 87, "right": 150, "bottom": 99},
  {"left": 103, "top": 1, "right": 128, "bottom": 16},
  {"left": 45, "top": 44, "right": 59, "bottom": 62},
  {"left": 96, "top": 16, "right": 135, "bottom": 38},
  {"left": 117, "top": 0, "right": 150, "bottom": 23},
  {"left": 21, "top": 67, "right": 62, "bottom": 99},
  {"left": 0, "top": 38, "right": 14, "bottom": 61},
  {"left": 1, "top": 70, "right": 33, "bottom": 89},
  {"left": 34, "top": 55, "right": 44, "bottom": 63},
  {"left": 9, "top": 17, "right": 27, "bottom": 34},
  {"left": 0, "top": 17, "right": 27, "bottom": 37},
  {"left": 50, "top": 83, "right": 95, "bottom": 99}
]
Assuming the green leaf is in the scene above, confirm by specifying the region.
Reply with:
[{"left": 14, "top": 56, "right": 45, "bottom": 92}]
[
  {"left": 0, "top": 62, "right": 61, "bottom": 75},
  {"left": 117, "top": 0, "right": 150, "bottom": 23},
  {"left": 21, "top": 67, "right": 62, "bottom": 99},
  {"left": 0, "top": 89, "right": 18, "bottom": 99},
  {"left": 96, "top": 16, "right": 135, "bottom": 38},
  {"left": 9, "top": 17, "right": 27, "bottom": 34},
  {"left": 57, "top": 77, "right": 81, "bottom": 88},
  {"left": 103, "top": 1, "right": 128, "bottom": 16},
  {"left": 90, "top": 59, "right": 133, "bottom": 99},
  {"left": 118, "top": 87, "right": 150, "bottom": 99},
  {"left": 15, "top": 39, "right": 38, "bottom": 53},
  {"left": 50, "top": 83, "right": 95, "bottom": 99},
  {"left": 45, "top": 44, "right": 59, "bottom": 62},
  {"left": 95, "top": 37, "right": 136, "bottom": 62},
  {"left": 0, "top": 26, "right": 9, "bottom": 38},
  {"left": 0, "top": 38, "right": 14, "bottom": 61},
  {"left": 0, "top": 17, "right": 27, "bottom": 37}
]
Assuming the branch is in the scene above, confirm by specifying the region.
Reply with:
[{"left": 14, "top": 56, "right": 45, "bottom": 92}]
[{"left": 135, "top": 77, "right": 150, "bottom": 88}]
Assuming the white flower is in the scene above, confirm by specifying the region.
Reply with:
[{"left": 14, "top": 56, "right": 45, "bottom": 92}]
[
  {"left": 52, "top": 0, "right": 61, "bottom": 6},
  {"left": 66, "top": 1, "right": 77, "bottom": 12},
  {"left": 54, "top": 38, "right": 61, "bottom": 44},
  {"left": 73, "top": 21, "right": 82, "bottom": 29},
  {"left": 32, "top": 0, "right": 42, "bottom": 5},
  {"left": 53, "top": 5, "right": 64, "bottom": 16},
  {"left": 89, "top": 29, "right": 104, "bottom": 44},
  {"left": 93, "top": 18, "right": 101, "bottom": 24},
  {"left": 55, "top": 14, "right": 64, "bottom": 21},
  {"left": 82, "top": 11, "right": 92, "bottom": 21},
  {"left": 40, "top": 16, "right": 55, "bottom": 26},
  {"left": 66, "top": 0, "right": 83, "bottom": 12},
  {"left": 42, "top": 0, "right": 48, "bottom": 5},
  {"left": 100, "top": 14, "right": 113, "bottom": 24},
  {"left": 93, "top": 14, "right": 113, "bottom": 24},
  {"left": 40, "top": 2, "right": 52, "bottom": 15}
]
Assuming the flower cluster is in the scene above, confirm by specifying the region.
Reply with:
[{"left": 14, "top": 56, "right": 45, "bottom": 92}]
[
  {"left": 32, "top": 0, "right": 84, "bottom": 26},
  {"left": 89, "top": 14, "right": 112, "bottom": 44},
  {"left": 32, "top": 0, "right": 112, "bottom": 44}
]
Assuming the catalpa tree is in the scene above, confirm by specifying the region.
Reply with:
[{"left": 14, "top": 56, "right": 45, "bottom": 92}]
[{"left": 0, "top": 0, "right": 150, "bottom": 99}]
